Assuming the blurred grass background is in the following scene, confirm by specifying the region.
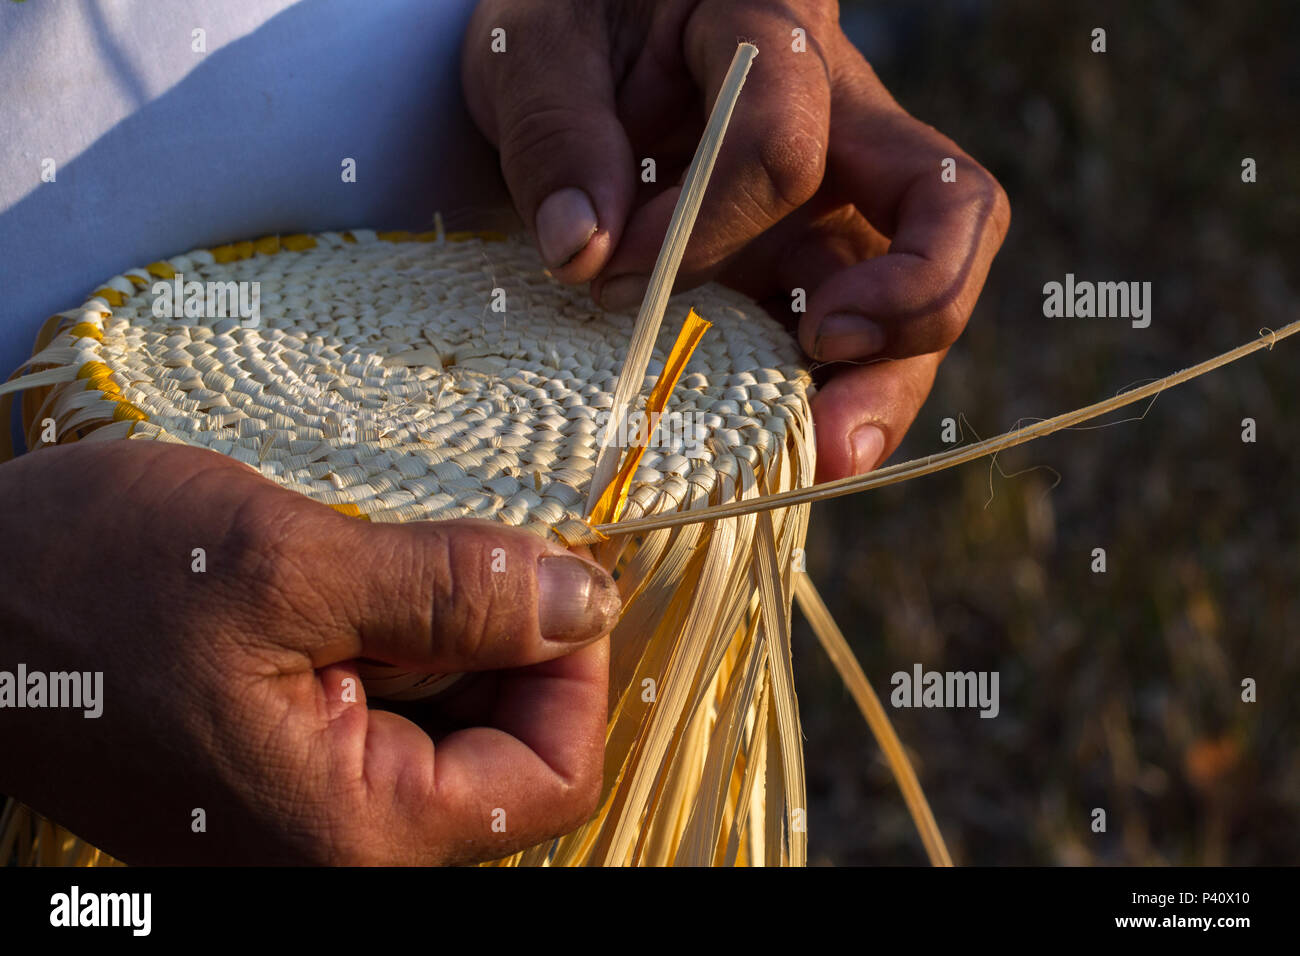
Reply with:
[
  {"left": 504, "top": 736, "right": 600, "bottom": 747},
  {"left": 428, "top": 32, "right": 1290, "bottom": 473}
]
[{"left": 796, "top": 0, "right": 1300, "bottom": 865}]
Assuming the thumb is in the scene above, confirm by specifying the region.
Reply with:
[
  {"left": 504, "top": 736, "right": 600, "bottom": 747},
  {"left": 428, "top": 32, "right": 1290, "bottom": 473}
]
[
  {"left": 460, "top": 0, "right": 635, "bottom": 282},
  {"left": 317, "top": 517, "right": 621, "bottom": 674}
]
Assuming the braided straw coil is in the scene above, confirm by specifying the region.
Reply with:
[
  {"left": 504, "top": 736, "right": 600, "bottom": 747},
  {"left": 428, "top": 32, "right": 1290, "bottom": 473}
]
[{"left": 2, "top": 229, "right": 815, "bottom": 867}]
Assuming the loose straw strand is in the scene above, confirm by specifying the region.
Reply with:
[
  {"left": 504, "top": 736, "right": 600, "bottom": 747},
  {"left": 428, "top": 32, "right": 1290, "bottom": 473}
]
[
  {"left": 794, "top": 573, "right": 953, "bottom": 867},
  {"left": 586, "top": 42, "right": 758, "bottom": 514},
  {"left": 597, "top": 318, "right": 1300, "bottom": 536}
]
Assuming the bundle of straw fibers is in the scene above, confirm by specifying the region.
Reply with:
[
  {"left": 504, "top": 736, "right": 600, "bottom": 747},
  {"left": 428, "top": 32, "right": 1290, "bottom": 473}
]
[{"left": 0, "top": 228, "right": 815, "bottom": 867}]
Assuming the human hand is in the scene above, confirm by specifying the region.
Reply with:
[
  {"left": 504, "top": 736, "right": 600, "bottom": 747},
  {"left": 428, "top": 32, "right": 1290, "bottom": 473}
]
[
  {"left": 0, "top": 441, "right": 619, "bottom": 864},
  {"left": 461, "top": 0, "right": 1010, "bottom": 480}
]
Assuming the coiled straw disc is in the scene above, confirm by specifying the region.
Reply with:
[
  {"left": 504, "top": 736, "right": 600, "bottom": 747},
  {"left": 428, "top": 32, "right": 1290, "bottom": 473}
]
[{"left": 8, "top": 229, "right": 816, "bottom": 867}]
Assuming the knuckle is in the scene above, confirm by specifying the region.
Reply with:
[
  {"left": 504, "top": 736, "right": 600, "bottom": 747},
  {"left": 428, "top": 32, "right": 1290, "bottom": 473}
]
[
  {"left": 558, "top": 752, "right": 603, "bottom": 832},
  {"left": 431, "top": 529, "right": 496, "bottom": 663},
  {"left": 221, "top": 496, "right": 294, "bottom": 582},
  {"left": 497, "top": 103, "right": 588, "bottom": 168},
  {"left": 930, "top": 296, "right": 969, "bottom": 349},
  {"left": 987, "top": 177, "right": 1012, "bottom": 239},
  {"left": 756, "top": 117, "right": 826, "bottom": 211},
  {"left": 215, "top": 493, "right": 323, "bottom": 642},
  {"left": 960, "top": 160, "right": 1011, "bottom": 240},
  {"left": 804, "top": 0, "right": 841, "bottom": 26}
]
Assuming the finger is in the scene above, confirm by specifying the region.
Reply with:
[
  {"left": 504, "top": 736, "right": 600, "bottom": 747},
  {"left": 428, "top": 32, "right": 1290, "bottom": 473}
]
[
  {"left": 318, "top": 660, "right": 367, "bottom": 720},
  {"left": 400, "top": 544, "right": 602, "bottom": 729},
  {"left": 592, "top": 0, "right": 835, "bottom": 309},
  {"left": 798, "top": 39, "right": 1010, "bottom": 362},
  {"left": 720, "top": 201, "right": 889, "bottom": 303},
  {"left": 352, "top": 636, "right": 609, "bottom": 864},
  {"left": 460, "top": 0, "right": 636, "bottom": 282},
  {"left": 307, "top": 516, "right": 621, "bottom": 674},
  {"left": 809, "top": 350, "right": 944, "bottom": 481}
]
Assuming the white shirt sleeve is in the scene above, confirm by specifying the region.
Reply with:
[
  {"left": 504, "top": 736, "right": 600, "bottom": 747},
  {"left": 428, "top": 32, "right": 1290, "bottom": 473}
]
[{"left": 0, "top": 0, "right": 513, "bottom": 379}]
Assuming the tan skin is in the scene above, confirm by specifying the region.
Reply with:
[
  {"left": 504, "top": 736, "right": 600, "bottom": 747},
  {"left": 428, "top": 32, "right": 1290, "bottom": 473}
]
[
  {"left": 463, "top": 0, "right": 1010, "bottom": 480},
  {"left": 0, "top": 441, "right": 615, "bottom": 864},
  {"left": 1, "top": 0, "right": 1007, "bottom": 864}
]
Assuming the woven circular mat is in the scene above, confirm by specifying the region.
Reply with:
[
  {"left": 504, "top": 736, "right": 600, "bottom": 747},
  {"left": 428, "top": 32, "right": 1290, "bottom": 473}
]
[{"left": 37, "top": 230, "right": 810, "bottom": 529}]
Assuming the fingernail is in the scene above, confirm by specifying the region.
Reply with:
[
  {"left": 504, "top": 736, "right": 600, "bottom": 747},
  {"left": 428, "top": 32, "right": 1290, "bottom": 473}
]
[
  {"left": 537, "top": 554, "right": 621, "bottom": 643},
  {"left": 850, "top": 424, "right": 886, "bottom": 474},
  {"left": 814, "top": 313, "right": 886, "bottom": 361},
  {"left": 535, "top": 188, "right": 598, "bottom": 269},
  {"left": 599, "top": 274, "right": 649, "bottom": 312}
]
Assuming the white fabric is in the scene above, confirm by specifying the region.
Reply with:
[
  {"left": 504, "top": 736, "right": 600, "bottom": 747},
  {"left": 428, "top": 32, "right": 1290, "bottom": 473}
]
[{"left": 0, "top": 0, "right": 513, "bottom": 380}]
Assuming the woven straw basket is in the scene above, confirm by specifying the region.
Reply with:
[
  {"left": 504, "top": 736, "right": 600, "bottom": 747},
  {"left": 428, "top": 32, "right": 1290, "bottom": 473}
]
[{"left": 1, "top": 228, "right": 815, "bottom": 866}]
